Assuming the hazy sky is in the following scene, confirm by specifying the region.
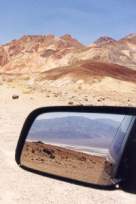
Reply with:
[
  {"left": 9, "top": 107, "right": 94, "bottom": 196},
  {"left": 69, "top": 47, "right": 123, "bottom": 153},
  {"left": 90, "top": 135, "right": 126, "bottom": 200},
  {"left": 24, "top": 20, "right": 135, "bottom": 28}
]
[
  {"left": 0, "top": 0, "right": 136, "bottom": 45},
  {"left": 36, "top": 112, "right": 125, "bottom": 122}
]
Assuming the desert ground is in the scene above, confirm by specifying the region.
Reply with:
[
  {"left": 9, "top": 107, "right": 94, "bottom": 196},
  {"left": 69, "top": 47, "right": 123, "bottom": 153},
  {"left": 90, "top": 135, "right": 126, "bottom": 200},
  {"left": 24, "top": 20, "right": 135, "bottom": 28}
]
[
  {"left": 21, "top": 142, "right": 113, "bottom": 186},
  {"left": 0, "top": 84, "right": 136, "bottom": 204}
]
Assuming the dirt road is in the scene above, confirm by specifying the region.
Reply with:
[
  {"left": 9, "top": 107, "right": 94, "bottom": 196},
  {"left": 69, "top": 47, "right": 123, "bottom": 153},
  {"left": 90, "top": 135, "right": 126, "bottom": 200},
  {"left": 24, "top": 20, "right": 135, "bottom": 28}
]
[{"left": 0, "top": 85, "right": 136, "bottom": 204}]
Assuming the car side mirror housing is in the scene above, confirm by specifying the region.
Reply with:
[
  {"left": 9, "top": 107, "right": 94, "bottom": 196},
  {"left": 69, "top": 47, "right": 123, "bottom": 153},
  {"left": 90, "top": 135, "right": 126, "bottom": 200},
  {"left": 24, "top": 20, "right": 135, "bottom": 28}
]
[{"left": 15, "top": 106, "right": 136, "bottom": 191}]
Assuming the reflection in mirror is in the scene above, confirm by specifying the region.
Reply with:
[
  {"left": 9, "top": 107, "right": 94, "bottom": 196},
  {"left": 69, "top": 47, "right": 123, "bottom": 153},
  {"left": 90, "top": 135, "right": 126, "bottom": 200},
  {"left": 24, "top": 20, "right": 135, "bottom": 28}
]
[{"left": 20, "top": 112, "right": 134, "bottom": 186}]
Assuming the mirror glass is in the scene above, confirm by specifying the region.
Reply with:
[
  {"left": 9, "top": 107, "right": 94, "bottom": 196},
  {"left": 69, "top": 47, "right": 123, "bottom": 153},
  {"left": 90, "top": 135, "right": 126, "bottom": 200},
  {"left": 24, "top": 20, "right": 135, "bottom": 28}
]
[{"left": 20, "top": 112, "right": 134, "bottom": 186}]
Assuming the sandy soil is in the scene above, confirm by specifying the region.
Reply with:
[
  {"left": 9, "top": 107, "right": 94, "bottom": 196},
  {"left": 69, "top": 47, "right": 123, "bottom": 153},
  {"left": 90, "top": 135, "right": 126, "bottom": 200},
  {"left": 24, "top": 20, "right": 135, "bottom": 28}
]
[
  {"left": 0, "top": 84, "right": 136, "bottom": 204},
  {"left": 21, "top": 142, "right": 113, "bottom": 185}
]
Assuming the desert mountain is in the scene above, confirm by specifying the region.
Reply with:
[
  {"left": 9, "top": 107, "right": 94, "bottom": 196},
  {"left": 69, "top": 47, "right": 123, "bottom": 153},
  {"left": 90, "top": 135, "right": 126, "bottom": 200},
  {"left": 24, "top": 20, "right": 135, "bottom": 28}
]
[
  {"left": 0, "top": 33, "right": 136, "bottom": 75},
  {"left": 0, "top": 33, "right": 136, "bottom": 106},
  {"left": 0, "top": 33, "right": 136, "bottom": 107},
  {"left": 88, "top": 34, "right": 136, "bottom": 69},
  {"left": 28, "top": 116, "right": 120, "bottom": 148},
  {"left": 94, "top": 36, "right": 117, "bottom": 46},
  {"left": 119, "top": 33, "right": 136, "bottom": 44},
  {"left": 0, "top": 34, "right": 85, "bottom": 73},
  {"left": 41, "top": 60, "right": 136, "bottom": 83}
]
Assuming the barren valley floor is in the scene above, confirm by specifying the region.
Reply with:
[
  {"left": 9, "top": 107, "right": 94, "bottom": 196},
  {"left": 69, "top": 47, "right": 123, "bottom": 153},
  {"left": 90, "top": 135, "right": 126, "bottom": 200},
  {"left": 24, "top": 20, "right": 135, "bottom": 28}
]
[{"left": 21, "top": 142, "right": 113, "bottom": 185}]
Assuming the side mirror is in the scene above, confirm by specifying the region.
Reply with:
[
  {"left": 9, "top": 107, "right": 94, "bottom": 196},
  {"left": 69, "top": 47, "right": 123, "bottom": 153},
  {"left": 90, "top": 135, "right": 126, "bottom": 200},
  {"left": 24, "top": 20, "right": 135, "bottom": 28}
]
[{"left": 15, "top": 106, "right": 136, "bottom": 191}]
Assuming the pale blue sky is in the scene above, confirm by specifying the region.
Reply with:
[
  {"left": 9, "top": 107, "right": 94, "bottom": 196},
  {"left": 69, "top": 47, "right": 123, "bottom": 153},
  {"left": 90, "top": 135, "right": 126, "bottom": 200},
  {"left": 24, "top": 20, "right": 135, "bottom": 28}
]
[
  {"left": 0, "top": 0, "right": 136, "bottom": 45},
  {"left": 37, "top": 112, "right": 125, "bottom": 122}
]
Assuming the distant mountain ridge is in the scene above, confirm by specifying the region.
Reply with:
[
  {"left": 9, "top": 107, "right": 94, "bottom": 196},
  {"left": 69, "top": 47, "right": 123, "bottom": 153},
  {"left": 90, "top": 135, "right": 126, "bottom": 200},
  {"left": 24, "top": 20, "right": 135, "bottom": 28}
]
[
  {"left": 0, "top": 33, "right": 136, "bottom": 75},
  {"left": 28, "top": 116, "right": 123, "bottom": 148},
  {"left": 0, "top": 33, "right": 136, "bottom": 99}
]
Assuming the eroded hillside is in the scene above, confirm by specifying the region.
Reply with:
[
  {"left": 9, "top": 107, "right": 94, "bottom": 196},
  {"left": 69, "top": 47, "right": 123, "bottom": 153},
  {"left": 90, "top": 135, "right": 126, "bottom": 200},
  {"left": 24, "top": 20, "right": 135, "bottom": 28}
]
[{"left": 0, "top": 33, "right": 136, "bottom": 106}]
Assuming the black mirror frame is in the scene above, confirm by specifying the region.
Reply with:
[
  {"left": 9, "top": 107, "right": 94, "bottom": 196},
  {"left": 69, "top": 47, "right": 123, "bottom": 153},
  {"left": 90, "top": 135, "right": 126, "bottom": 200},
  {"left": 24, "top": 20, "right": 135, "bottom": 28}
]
[{"left": 15, "top": 105, "right": 136, "bottom": 190}]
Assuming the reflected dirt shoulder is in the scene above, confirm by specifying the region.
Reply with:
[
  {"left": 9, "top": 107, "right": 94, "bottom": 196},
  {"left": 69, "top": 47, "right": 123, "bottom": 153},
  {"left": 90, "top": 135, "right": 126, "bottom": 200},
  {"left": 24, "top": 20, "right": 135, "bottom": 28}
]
[{"left": 21, "top": 141, "right": 114, "bottom": 185}]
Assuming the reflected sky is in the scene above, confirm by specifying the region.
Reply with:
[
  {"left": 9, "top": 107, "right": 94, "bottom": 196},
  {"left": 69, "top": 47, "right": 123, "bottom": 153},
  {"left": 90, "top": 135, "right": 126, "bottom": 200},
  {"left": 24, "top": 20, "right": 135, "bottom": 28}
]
[{"left": 36, "top": 112, "right": 125, "bottom": 122}]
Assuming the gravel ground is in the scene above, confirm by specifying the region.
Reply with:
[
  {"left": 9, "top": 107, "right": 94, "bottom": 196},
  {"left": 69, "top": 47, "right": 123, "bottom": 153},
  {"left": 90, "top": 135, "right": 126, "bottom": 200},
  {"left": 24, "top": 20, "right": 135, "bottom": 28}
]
[{"left": 0, "top": 85, "right": 136, "bottom": 204}]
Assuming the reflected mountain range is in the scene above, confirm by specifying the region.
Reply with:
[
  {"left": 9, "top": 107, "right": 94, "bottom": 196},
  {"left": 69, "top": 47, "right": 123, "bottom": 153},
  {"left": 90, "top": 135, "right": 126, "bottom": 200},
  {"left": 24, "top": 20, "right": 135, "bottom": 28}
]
[{"left": 28, "top": 116, "right": 124, "bottom": 149}]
